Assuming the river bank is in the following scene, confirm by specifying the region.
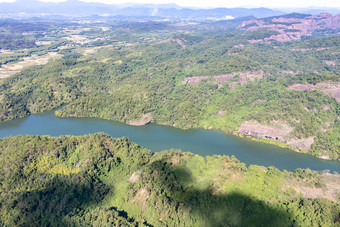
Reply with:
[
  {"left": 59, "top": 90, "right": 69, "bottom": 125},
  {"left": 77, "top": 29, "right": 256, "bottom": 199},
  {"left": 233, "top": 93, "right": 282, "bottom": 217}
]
[{"left": 0, "top": 111, "right": 339, "bottom": 172}]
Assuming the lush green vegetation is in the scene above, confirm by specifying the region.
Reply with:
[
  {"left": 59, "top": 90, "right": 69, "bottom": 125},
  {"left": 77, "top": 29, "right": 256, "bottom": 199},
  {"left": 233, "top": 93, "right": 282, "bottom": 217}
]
[
  {"left": 0, "top": 15, "right": 339, "bottom": 227},
  {"left": 0, "top": 28, "right": 339, "bottom": 160},
  {"left": 0, "top": 20, "right": 46, "bottom": 50},
  {"left": 0, "top": 134, "right": 339, "bottom": 226},
  {"left": 0, "top": 18, "right": 339, "bottom": 162}
]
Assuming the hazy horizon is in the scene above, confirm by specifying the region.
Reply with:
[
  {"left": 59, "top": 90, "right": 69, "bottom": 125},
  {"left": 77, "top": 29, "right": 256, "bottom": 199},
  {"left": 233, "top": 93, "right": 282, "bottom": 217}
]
[{"left": 1, "top": 0, "right": 340, "bottom": 10}]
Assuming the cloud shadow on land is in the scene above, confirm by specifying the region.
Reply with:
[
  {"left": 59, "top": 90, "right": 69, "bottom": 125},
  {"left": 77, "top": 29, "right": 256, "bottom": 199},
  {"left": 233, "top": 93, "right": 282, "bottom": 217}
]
[
  {"left": 2, "top": 174, "right": 110, "bottom": 226},
  {"left": 138, "top": 159, "right": 292, "bottom": 227},
  {"left": 1, "top": 155, "right": 291, "bottom": 226}
]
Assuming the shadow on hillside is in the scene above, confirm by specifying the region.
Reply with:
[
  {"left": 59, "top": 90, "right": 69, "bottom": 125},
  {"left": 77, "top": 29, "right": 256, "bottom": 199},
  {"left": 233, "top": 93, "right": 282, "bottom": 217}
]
[
  {"left": 6, "top": 159, "right": 292, "bottom": 226},
  {"left": 143, "top": 159, "right": 291, "bottom": 227},
  {"left": 6, "top": 174, "right": 109, "bottom": 226}
]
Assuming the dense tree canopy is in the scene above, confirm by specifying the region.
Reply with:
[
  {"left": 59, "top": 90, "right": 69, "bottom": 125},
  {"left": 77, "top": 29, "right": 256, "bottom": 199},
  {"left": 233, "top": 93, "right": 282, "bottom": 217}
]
[
  {"left": 0, "top": 28, "right": 339, "bottom": 160},
  {"left": 0, "top": 134, "right": 338, "bottom": 226}
]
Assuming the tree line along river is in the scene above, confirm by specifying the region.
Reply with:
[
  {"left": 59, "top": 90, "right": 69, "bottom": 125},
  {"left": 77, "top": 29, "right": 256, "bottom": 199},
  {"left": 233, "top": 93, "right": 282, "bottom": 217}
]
[{"left": 0, "top": 111, "right": 339, "bottom": 173}]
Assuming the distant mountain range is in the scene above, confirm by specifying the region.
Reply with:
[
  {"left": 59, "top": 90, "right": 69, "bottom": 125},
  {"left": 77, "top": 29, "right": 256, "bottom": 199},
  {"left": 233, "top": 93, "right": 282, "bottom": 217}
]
[
  {"left": 285, "top": 7, "right": 340, "bottom": 16},
  {"left": 0, "top": 0, "right": 286, "bottom": 18}
]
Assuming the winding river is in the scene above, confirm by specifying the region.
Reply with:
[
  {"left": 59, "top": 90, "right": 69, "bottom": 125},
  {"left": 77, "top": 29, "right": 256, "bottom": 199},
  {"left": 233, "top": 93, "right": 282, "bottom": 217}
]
[{"left": 0, "top": 111, "right": 339, "bottom": 172}]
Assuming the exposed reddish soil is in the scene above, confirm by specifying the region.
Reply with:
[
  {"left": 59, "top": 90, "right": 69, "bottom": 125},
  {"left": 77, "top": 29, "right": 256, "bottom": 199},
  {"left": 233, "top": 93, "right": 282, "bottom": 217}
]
[
  {"left": 238, "top": 120, "right": 294, "bottom": 142},
  {"left": 288, "top": 83, "right": 340, "bottom": 102},
  {"left": 199, "top": 38, "right": 212, "bottom": 45},
  {"left": 247, "top": 39, "right": 263, "bottom": 44},
  {"left": 324, "top": 60, "right": 337, "bottom": 66},
  {"left": 214, "top": 75, "right": 235, "bottom": 82},
  {"left": 152, "top": 37, "right": 186, "bottom": 48},
  {"left": 288, "top": 84, "right": 310, "bottom": 91},
  {"left": 323, "top": 105, "right": 330, "bottom": 111},
  {"left": 182, "top": 76, "right": 209, "bottom": 85},
  {"left": 287, "top": 137, "right": 315, "bottom": 150},
  {"left": 317, "top": 83, "right": 340, "bottom": 102},
  {"left": 234, "top": 44, "right": 244, "bottom": 48},
  {"left": 229, "top": 82, "right": 238, "bottom": 90},
  {"left": 130, "top": 188, "right": 149, "bottom": 213},
  {"left": 218, "top": 110, "right": 226, "bottom": 117},
  {"left": 290, "top": 47, "right": 329, "bottom": 52},
  {"left": 319, "top": 155, "right": 331, "bottom": 160},
  {"left": 184, "top": 62, "right": 197, "bottom": 69},
  {"left": 174, "top": 38, "right": 186, "bottom": 49},
  {"left": 182, "top": 71, "right": 263, "bottom": 86},
  {"left": 238, "top": 71, "right": 263, "bottom": 85},
  {"left": 238, "top": 13, "right": 340, "bottom": 43},
  {"left": 171, "top": 155, "right": 181, "bottom": 167},
  {"left": 128, "top": 171, "right": 141, "bottom": 183},
  {"left": 283, "top": 173, "right": 340, "bottom": 202},
  {"left": 153, "top": 38, "right": 171, "bottom": 45},
  {"left": 239, "top": 121, "right": 319, "bottom": 151},
  {"left": 127, "top": 113, "right": 153, "bottom": 126}
]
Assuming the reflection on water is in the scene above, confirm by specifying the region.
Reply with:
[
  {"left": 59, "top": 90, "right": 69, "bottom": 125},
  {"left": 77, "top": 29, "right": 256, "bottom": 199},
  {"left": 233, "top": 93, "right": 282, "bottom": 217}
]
[{"left": 0, "top": 111, "right": 339, "bottom": 172}]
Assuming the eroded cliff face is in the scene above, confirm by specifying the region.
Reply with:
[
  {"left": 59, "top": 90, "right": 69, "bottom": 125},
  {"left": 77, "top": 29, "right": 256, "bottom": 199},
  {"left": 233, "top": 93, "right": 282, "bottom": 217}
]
[
  {"left": 239, "top": 120, "right": 294, "bottom": 142},
  {"left": 288, "top": 82, "right": 340, "bottom": 102},
  {"left": 182, "top": 71, "right": 263, "bottom": 87},
  {"left": 238, "top": 121, "right": 316, "bottom": 151},
  {"left": 238, "top": 13, "right": 340, "bottom": 43},
  {"left": 127, "top": 113, "right": 153, "bottom": 126}
]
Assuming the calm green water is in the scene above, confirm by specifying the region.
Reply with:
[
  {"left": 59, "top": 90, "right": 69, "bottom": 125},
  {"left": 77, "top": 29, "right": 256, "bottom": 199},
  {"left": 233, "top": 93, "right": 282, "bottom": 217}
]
[{"left": 0, "top": 111, "right": 339, "bottom": 172}]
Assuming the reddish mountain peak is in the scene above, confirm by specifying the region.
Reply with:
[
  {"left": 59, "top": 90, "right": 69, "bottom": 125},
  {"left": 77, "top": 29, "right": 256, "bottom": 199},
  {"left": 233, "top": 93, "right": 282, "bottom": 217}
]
[{"left": 238, "top": 13, "right": 340, "bottom": 43}]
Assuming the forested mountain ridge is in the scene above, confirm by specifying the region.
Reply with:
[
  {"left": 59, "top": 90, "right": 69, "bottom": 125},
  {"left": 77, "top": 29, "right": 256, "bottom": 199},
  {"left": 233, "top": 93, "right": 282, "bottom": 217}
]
[
  {"left": 0, "top": 133, "right": 339, "bottom": 226},
  {"left": 0, "top": 0, "right": 284, "bottom": 18}
]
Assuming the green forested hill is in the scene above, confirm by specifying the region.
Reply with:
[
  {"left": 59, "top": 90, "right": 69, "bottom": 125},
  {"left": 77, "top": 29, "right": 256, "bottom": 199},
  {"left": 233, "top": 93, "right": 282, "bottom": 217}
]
[
  {"left": 0, "top": 134, "right": 339, "bottom": 226},
  {"left": 0, "top": 32, "right": 339, "bottom": 160}
]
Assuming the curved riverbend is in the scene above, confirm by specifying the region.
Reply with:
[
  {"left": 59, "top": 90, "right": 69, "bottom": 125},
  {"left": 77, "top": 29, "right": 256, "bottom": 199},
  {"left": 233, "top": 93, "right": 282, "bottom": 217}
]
[{"left": 0, "top": 111, "right": 339, "bottom": 172}]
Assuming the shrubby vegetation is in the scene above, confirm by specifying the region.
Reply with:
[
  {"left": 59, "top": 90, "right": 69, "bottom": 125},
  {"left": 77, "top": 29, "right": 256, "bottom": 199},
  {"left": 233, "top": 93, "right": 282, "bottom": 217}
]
[
  {"left": 0, "top": 134, "right": 338, "bottom": 226},
  {"left": 0, "top": 15, "right": 339, "bottom": 227},
  {"left": 0, "top": 19, "right": 339, "bottom": 161},
  {"left": 1, "top": 36, "right": 339, "bottom": 160}
]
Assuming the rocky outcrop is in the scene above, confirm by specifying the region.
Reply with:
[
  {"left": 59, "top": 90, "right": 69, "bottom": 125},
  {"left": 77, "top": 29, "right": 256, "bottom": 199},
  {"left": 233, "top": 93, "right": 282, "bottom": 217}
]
[
  {"left": 152, "top": 37, "right": 186, "bottom": 49},
  {"left": 129, "top": 171, "right": 141, "bottom": 183},
  {"left": 324, "top": 60, "right": 337, "bottom": 66},
  {"left": 288, "top": 83, "right": 340, "bottom": 102},
  {"left": 319, "top": 155, "right": 331, "bottom": 160},
  {"left": 238, "top": 120, "right": 294, "bottom": 142},
  {"left": 283, "top": 173, "right": 340, "bottom": 202},
  {"left": 127, "top": 113, "right": 153, "bottom": 126},
  {"left": 238, "top": 121, "right": 318, "bottom": 151},
  {"left": 182, "top": 76, "right": 209, "bottom": 85},
  {"left": 182, "top": 71, "right": 263, "bottom": 86},
  {"left": 287, "top": 137, "right": 315, "bottom": 150}
]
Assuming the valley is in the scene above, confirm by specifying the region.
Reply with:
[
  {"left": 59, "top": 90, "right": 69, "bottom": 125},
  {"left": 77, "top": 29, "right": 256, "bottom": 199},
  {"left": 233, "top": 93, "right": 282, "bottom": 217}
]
[
  {"left": 0, "top": 2, "right": 339, "bottom": 225},
  {"left": 1, "top": 15, "right": 339, "bottom": 161}
]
